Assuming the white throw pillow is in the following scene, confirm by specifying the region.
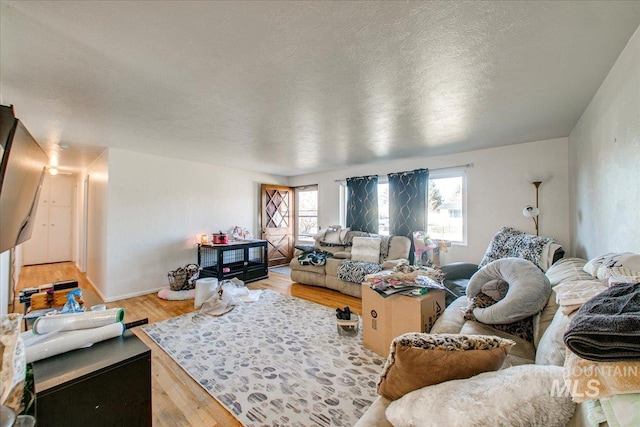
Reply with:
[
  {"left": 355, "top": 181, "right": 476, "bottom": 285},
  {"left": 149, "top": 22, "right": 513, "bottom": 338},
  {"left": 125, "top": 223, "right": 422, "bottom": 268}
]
[
  {"left": 386, "top": 365, "right": 575, "bottom": 427},
  {"left": 583, "top": 253, "right": 615, "bottom": 277},
  {"left": 351, "top": 237, "right": 381, "bottom": 263}
]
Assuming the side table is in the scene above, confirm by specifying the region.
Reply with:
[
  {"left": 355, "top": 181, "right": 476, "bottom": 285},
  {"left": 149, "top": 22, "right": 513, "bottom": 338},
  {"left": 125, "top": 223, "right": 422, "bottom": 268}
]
[{"left": 32, "top": 330, "right": 151, "bottom": 427}]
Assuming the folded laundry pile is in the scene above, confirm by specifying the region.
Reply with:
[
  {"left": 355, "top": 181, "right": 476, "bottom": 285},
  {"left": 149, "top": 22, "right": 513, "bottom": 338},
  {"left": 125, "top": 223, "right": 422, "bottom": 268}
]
[
  {"left": 560, "top": 253, "right": 640, "bottom": 427},
  {"left": 564, "top": 282, "right": 640, "bottom": 362}
]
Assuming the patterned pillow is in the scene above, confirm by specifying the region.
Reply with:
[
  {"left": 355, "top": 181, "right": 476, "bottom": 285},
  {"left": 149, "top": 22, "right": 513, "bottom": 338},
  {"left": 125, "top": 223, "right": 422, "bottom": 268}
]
[
  {"left": 336, "top": 260, "right": 381, "bottom": 283},
  {"left": 376, "top": 333, "right": 514, "bottom": 400}
]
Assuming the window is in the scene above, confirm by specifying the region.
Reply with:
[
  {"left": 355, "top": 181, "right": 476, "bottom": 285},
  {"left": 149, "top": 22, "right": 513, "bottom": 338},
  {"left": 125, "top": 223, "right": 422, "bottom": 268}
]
[
  {"left": 296, "top": 186, "right": 318, "bottom": 242},
  {"left": 343, "top": 169, "right": 466, "bottom": 243},
  {"left": 427, "top": 172, "right": 466, "bottom": 243},
  {"left": 378, "top": 182, "right": 389, "bottom": 236}
]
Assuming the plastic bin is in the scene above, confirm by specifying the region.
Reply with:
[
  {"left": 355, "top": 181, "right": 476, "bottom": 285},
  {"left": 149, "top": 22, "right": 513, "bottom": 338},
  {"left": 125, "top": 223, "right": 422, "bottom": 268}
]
[{"left": 336, "top": 312, "right": 359, "bottom": 337}]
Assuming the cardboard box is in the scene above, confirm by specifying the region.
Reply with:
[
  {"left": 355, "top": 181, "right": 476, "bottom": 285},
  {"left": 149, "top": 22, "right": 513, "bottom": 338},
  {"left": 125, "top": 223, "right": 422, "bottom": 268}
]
[{"left": 362, "top": 285, "right": 445, "bottom": 357}]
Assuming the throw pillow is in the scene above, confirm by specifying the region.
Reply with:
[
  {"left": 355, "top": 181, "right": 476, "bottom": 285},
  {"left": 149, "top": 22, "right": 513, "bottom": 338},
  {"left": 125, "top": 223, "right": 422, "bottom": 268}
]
[
  {"left": 595, "top": 252, "right": 640, "bottom": 281},
  {"left": 376, "top": 333, "right": 514, "bottom": 401},
  {"left": 351, "top": 236, "right": 381, "bottom": 263},
  {"left": 386, "top": 365, "right": 575, "bottom": 427},
  {"left": 583, "top": 253, "right": 615, "bottom": 276}
]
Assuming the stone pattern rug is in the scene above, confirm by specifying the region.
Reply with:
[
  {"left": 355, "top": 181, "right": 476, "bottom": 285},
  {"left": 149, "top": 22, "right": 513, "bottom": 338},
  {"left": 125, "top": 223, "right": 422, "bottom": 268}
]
[{"left": 142, "top": 290, "right": 385, "bottom": 427}]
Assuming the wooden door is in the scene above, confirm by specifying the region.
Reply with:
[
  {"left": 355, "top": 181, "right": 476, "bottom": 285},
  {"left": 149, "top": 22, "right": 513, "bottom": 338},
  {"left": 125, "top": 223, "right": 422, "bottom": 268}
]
[{"left": 260, "top": 184, "right": 294, "bottom": 267}]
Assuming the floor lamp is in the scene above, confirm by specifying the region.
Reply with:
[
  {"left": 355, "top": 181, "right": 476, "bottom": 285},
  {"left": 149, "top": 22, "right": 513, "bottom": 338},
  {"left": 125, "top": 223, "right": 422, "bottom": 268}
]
[{"left": 522, "top": 181, "right": 541, "bottom": 236}]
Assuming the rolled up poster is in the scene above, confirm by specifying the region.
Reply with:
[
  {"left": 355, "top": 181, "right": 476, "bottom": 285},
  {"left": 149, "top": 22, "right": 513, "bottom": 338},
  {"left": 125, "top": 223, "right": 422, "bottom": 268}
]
[
  {"left": 32, "top": 308, "right": 125, "bottom": 335},
  {"left": 25, "top": 322, "right": 125, "bottom": 363}
]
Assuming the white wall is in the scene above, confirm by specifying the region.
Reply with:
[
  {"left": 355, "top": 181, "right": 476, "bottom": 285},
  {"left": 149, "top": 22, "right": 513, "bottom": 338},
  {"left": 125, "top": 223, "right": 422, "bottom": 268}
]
[
  {"left": 289, "top": 137, "right": 570, "bottom": 264},
  {"left": 85, "top": 150, "right": 109, "bottom": 297},
  {"left": 0, "top": 250, "right": 9, "bottom": 315},
  {"left": 569, "top": 25, "right": 640, "bottom": 259},
  {"left": 102, "top": 149, "right": 287, "bottom": 301}
]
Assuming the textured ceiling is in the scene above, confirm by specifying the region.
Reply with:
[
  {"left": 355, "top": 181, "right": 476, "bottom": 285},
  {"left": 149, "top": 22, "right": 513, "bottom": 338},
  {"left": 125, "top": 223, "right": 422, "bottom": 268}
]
[{"left": 1, "top": 1, "right": 639, "bottom": 176}]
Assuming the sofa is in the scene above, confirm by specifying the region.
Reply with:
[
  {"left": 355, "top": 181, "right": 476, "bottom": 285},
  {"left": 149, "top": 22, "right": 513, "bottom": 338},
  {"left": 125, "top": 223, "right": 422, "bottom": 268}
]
[
  {"left": 289, "top": 227, "right": 411, "bottom": 298},
  {"left": 354, "top": 257, "right": 600, "bottom": 427}
]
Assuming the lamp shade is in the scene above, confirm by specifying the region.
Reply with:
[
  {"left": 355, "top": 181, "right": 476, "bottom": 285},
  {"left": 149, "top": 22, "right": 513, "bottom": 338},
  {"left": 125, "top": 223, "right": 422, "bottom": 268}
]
[{"left": 522, "top": 205, "right": 540, "bottom": 218}]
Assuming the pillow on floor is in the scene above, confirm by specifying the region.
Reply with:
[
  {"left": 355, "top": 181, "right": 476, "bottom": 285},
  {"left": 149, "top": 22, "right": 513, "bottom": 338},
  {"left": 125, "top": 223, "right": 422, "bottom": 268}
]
[
  {"left": 386, "top": 365, "right": 575, "bottom": 427},
  {"left": 376, "top": 333, "right": 514, "bottom": 401},
  {"left": 158, "top": 287, "right": 196, "bottom": 300}
]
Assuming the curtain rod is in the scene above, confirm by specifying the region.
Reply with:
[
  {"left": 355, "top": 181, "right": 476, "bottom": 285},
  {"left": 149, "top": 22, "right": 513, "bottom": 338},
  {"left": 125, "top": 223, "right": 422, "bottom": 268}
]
[{"left": 334, "top": 162, "right": 473, "bottom": 182}]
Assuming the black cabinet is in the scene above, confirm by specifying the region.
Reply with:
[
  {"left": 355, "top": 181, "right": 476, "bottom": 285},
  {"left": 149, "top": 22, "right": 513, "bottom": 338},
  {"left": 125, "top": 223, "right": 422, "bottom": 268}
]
[
  {"left": 198, "top": 240, "right": 268, "bottom": 283},
  {"left": 32, "top": 331, "right": 151, "bottom": 427}
]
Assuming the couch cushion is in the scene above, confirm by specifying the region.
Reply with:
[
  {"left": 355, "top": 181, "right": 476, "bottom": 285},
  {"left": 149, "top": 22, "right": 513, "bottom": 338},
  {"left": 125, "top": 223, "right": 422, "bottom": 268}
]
[
  {"left": 430, "top": 296, "right": 468, "bottom": 334},
  {"left": 460, "top": 321, "right": 536, "bottom": 362},
  {"left": 386, "top": 365, "right": 575, "bottom": 427},
  {"left": 546, "top": 257, "right": 592, "bottom": 285},
  {"left": 376, "top": 333, "right": 514, "bottom": 401},
  {"left": 289, "top": 258, "right": 326, "bottom": 274},
  {"left": 533, "top": 289, "right": 559, "bottom": 348},
  {"left": 324, "top": 258, "right": 342, "bottom": 277},
  {"left": 535, "top": 308, "right": 572, "bottom": 366}
]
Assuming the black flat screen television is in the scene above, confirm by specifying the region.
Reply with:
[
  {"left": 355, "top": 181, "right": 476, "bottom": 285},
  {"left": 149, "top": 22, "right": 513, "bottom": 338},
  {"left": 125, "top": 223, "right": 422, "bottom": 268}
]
[{"left": 0, "top": 105, "right": 49, "bottom": 253}]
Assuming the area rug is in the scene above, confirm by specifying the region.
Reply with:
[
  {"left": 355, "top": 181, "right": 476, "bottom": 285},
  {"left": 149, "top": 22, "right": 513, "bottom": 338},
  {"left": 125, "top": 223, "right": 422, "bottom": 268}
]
[
  {"left": 269, "top": 265, "right": 292, "bottom": 276},
  {"left": 142, "top": 290, "right": 385, "bottom": 427}
]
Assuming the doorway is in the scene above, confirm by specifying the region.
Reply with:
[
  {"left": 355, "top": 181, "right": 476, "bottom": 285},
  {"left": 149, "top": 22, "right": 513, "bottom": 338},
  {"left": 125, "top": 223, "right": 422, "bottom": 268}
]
[{"left": 260, "top": 184, "right": 294, "bottom": 267}]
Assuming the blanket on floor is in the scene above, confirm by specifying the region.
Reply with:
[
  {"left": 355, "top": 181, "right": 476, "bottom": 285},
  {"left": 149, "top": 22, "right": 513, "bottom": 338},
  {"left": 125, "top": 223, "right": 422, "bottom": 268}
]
[{"left": 563, "top": 282, "right": 640, "bottom": 362}]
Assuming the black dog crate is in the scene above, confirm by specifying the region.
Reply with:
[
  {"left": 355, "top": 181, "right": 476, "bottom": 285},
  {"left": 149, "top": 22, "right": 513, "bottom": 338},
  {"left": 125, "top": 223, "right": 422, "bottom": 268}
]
[{"left": 197, "top": 240, "right": 268, "bottom": 283}]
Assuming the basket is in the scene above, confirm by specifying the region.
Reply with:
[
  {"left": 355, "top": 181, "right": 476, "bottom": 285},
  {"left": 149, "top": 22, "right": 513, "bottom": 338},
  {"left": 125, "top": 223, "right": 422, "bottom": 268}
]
[
  {"left": 168, "top": 264, "right": 200, "bottom": 291},
  {"left": 336, "top": 312, "right": 359, "bottom": 337}
]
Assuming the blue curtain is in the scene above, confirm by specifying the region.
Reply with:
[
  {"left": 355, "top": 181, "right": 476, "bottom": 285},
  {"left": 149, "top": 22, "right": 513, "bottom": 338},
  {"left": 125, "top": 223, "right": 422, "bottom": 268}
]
[
  {"left": 388, "top": 168, "right": 429, "bottom": 262},
  {"left": 346, "top": 175, "right": 379, "bottom": 234}
]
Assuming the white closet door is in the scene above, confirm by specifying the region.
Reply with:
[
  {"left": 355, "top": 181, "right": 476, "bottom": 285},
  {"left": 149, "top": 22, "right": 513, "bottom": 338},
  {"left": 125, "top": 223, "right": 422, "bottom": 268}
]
[
  {"left": 47, "top": 206, "right": 72, "bottom": 263},
  {"left": 49, "top": 176, "right": 73, "bottom": 206},
  {"left": 23, "top": 205, "right": 49, "bottom": 265},
  {"left": 39, "top": 177, "right": 51, "bottom": 205}
]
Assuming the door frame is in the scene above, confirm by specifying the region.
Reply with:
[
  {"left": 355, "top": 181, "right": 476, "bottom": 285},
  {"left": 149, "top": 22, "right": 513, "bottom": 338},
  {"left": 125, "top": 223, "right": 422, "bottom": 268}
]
[{"left": 260, "top": 184, "right": 295, "bottom": 267}]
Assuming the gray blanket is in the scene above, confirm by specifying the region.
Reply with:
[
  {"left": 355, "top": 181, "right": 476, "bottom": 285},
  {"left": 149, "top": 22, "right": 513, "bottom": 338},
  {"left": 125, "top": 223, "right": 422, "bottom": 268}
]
[{"left": 563, "top": 282, "right": 640, "bottom": 361}]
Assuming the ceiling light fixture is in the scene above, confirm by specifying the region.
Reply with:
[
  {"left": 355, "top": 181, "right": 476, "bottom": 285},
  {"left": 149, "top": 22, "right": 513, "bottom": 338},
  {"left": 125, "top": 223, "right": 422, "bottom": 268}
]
[
  {"left": 48, "top": 167, "right": 59, "bottom": 176},
  {"left": 522, "top": 181, "right": 541, "bottom": 236},
  {"left": 58, "top": 143, "right": 70, "bottom": 150}
]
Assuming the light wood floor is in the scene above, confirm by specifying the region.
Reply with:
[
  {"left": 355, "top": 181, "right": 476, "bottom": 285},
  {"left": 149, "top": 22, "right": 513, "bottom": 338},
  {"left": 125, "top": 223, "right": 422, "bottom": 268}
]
[{"left": 15, "top": 262, "right": 362, "bottom": 427}]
